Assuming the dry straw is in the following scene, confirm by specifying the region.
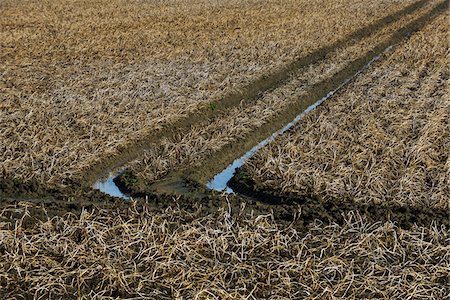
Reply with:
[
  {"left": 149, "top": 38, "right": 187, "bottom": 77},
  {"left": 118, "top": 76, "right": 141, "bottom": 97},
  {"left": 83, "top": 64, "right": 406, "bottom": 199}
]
[
  {"left": 1, "top": 0, "right": 419, "bottom": 185},
  {"left": 0, "top": 200, "right": 448, "bottom": 299},
  {"left": 126, "top": 3, "right": 434, "bottom": 185},
  {"left": 244, "top": 14, "right": 449, "bottom": 210}
]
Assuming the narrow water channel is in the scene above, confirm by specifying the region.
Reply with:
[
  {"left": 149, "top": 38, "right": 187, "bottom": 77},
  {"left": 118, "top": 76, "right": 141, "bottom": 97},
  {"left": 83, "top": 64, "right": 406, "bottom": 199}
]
[
  {"left": 94, "top": 46, "right": 392, "bottom": 199},
  {"left": 207, "top": 46, "right": 392, "bottom": 192}
]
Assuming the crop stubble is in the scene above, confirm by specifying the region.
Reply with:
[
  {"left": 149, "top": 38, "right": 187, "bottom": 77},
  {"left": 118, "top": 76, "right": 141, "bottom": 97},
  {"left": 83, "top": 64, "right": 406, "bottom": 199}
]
[
  {"left": 0, "top": 199, "right": 448, "bottom": 299},
  {"left": 0, "top": 1, "right": 448, "bottom": 298},
  {"left": 1, "top": 0, "right": 421, "bottom": 187},
  {"left": 240, "top": 13, "right": 449, "bottom": 210},
  {"left": 123, "top": 0, "right": 440, "bottom": 191}
]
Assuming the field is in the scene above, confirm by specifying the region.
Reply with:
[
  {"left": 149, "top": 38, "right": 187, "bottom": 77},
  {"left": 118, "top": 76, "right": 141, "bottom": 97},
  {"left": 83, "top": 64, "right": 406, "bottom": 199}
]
[
  {"left": 1, "top": 0, "right": 423, "bottom": 186},
  {"left": 0, "top": 199, "right": 448, "bottom": 299},
  {"left": 123, "top": 0, "right": 441, "bottom": 188},
  {"left": 238, "top": 13, "right": 449, "bottom": 210},
  {"left": 0, "top": 0, "right": 448, "bottom": 298}
]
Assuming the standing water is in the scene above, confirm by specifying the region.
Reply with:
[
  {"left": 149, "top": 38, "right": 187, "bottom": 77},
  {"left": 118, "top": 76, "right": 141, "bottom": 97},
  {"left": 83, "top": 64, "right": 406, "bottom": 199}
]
[{"left": 94, "top": 170, "right": 130, "bottom": 199}]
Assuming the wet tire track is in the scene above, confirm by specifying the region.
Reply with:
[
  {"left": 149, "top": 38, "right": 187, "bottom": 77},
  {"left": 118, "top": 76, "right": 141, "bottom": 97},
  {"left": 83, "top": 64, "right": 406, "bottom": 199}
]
[{"left": 83, "top": 0, "right": 432, "bottom": 186}]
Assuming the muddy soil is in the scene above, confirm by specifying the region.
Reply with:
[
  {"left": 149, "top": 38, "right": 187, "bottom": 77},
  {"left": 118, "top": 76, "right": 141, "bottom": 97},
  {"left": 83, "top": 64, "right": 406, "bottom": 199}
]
[
  {"left": 2, "top": 174, "right": 447, "bottom": 232},
  {"left": 0, "top": 177, "right": 117, "bottom": 227},
  {"left": 227, "top": 168, "right": 449, "bottom": 229}
]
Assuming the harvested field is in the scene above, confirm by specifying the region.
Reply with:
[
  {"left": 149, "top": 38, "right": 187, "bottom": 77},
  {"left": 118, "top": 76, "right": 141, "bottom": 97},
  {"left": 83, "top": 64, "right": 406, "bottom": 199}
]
[
  {"left": 1, "top": 1, "right": 448, "bottom": 298},
  {"left": 122, "top": 1, "right": 442, "bottom": 190},
  {"left": 240, "top": 13, "right": 449, "bottom": 210},
  {"left": 1, "top": 0, "right": 423, "bottom": 187},
  {"left": 0, "top": 201, "right": 448, "bottom": 299}
]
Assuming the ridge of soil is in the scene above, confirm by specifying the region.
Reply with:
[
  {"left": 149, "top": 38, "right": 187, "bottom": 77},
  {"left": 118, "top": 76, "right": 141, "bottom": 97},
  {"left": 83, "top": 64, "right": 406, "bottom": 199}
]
[
  {"left": 226, "top": 168, "right": 449, "bottom": 229},
  {"left": 1, "top": 182, "right": 446, "bottom": 231}
]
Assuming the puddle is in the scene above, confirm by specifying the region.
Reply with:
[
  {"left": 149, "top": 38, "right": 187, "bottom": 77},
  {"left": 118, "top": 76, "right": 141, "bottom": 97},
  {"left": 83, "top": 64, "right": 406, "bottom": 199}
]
[
  {"left": 93, "top": 170, "right": 130, "bottom": 199},
  {"left": 207, "top": 46, "right": 392, "bottom": 193}
]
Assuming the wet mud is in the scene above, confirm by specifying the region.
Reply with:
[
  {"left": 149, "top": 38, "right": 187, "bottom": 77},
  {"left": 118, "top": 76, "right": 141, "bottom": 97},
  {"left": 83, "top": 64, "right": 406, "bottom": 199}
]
[
  {"left": 227, "top": 168, "right": 449, "bottom": 229},
  {"left": 2, "top": 174, "right": 446, "bottom": 231}
]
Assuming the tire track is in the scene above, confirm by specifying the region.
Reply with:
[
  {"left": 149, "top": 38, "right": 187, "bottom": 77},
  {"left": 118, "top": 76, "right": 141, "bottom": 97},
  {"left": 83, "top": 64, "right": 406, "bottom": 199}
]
[
  {"left": 183, "top": 0, "right": 448, "bottom": 186},
  {"left": 84, "top": 0, "right": 431, "bottom": 186}
]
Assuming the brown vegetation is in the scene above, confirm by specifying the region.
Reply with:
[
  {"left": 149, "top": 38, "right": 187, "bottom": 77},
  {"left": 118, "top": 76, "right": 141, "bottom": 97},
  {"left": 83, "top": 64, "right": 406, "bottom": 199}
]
[
  {"left": 0, "top": 201, "right": 448, "bottom": 299},
  {"left": 1, "top": 2, "right": 448, "bottom": 298},
  {"left": 124, "top": 2, "right": 437, "bottom": 186},
  {"left": 1, "top": 0, "right": 421, "bottom": 186},
  {"left": 242, "top": 14, "right": 449, "bottom": 210}
]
